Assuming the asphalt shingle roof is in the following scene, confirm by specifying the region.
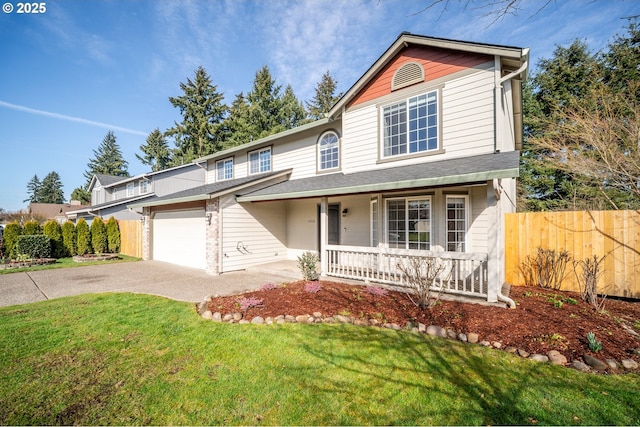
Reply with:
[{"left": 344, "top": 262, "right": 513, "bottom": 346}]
[{"left": 238, "top": 151, "right": 520, "bottom": 201}]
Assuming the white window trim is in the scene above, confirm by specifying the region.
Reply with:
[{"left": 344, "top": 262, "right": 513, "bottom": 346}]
[
  {"left": 216, "top": 157, "right": 234, "bottom": 181},
  {"left": 126, "top": 183, "right": 135, "bottom": 197},
  {"left": 370, "top": 199, "right": 378, "bottom": 247},
  {"left": 139, "top": 180, "right": 151, "bottom": 194},
  {"left": 248, "top": 147, "right": 272, "bottom": 175},
  {"left": 445, "top": 195, "right": 469, "bottom": 253},
  {"left": 379, "top": 89, "right": 441, "bottom": 161},
  {"left": 317, "top": 130, "right": 341, "bottom": 172},
  {"left": 384, "top": 196, "right": 432, "bottom": 250}
]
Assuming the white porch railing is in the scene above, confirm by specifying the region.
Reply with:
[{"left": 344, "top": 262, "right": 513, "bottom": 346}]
[{"left": 325, "top": 244, "right": 488, "bottom": 298}]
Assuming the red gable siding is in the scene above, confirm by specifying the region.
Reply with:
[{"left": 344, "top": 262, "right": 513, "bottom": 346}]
[{"left": 348, "top": 45, "right": 493, "bottom": 108}]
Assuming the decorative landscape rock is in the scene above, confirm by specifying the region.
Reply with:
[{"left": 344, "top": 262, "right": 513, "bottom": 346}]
[
  {"left": 622, "top": 359, "right": 639, "bottom": 370},
  {"left": 251, "top": 316, "right": 264, "bottom": 324},
  {"left": 517, "top": 349, "right": 530, "bottom": 358},
  {"left": 467, "top": 333, "right": 479, "bottom": 344},
  {"left": 426, "top": 325, "right": 447, "bottom": 338},
  {"left": 547, "top": 350, "right": 567, "bottom": 365},
  {"left": 201, "top": 310, "right": 213, "bottom": 320},
  {"left": 605, "top": 359, "right": 619, "bottom": 370},
  {"left": 583, "top": 354, "right": 608, "bottom": 371},
  {"left": 529, "top": 354, "right": 549, "bottom": 363},
  {"left": 458, "top": 333, "right": 468, "bottom": 343},
  {"left": 572, "top": 360, "right": 591, "bottom": 372}
]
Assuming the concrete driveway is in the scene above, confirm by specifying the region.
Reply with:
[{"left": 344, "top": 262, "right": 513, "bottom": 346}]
[{"left": 0, "top": 260, "right": 301, "bottom": 308}]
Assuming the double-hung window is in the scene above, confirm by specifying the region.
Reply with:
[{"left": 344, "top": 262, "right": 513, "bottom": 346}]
[
  {"left": 386, "top": 197, "right": 431, "bottom": 250},
  {"left": 382, "top": 90, "right": 438, "bottom": 158},
  {"left": 140, "top": 180, "right": 150, "bottom": 194},
  {"left": 126, "top": 183, "right": 134, "bottom": 197},
  {"left": 216, "top": 158, "right": 233, "bottom": 181},
  {"left": 248, "top": 147, "right": 271, "bottom": 174},
  {"left": 446, "top": 196, "right": 467, "bottom": 252},
  {"left": 318, "top": 131, "right": 340, "bottom": 171}
]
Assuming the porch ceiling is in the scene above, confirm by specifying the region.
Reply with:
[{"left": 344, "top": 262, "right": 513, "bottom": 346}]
[{"left": 237, "top": 151, "right": 519, "bottom": 202}]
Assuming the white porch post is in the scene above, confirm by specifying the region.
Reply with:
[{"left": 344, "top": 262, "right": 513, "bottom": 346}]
[
  {"left": 486, "top": 180, "right": 501, "bottom": 302},
  {"left": 319, "top": 197, "right": 328, "bottom": 276}
]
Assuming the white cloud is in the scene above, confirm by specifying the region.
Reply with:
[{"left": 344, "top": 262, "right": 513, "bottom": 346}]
[{"left": 0, "top": 100, "right": 147, "bottom": 136}]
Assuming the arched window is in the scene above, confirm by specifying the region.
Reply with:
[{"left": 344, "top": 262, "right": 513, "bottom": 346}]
[{"left": 318, "top": 131, "right": 340, "bottom": 171}]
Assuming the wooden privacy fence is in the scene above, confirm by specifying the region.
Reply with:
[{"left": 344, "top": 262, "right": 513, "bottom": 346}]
[
  {"left": 505, "top": 210, "right": 640, "bottom": 299},
  {"left": 118, "top": 220, "right": 142, "bottom": 258}
]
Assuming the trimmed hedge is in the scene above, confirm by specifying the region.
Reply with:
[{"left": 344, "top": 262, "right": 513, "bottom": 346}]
[{"left": 16, "top": 235, "right": 51, "bottom": 259}]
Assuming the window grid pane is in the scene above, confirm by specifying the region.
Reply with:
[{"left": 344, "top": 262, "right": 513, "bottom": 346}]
[
  {"left": 319, "top": 132, "right": 339, "bottom": 170},
  {"left": 383, "top": 91, "right": 438, "bottom": 158},
  {"left": 217, "top": 159, "right": 233, "bottom": 180},
  {"left": 249, "top": 148, "right": 271, "bottom": 174},
  {"left": 387, "top": 198, "right": 430, "bottom": 250},
  {"left": 446, "top": 197, "right": 466, "bottom": 252}
]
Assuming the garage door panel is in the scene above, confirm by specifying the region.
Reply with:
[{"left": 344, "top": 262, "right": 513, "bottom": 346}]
[{"left": 153, "top": 209, "right": 206, "bottom": 270}]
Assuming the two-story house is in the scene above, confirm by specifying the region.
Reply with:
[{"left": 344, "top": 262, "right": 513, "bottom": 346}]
[
  {"left": 129, "top": 33, "right": 529, "bottom": 305},
  {"left": 67, "top": 162, "right": 206, "bottom": 223}
]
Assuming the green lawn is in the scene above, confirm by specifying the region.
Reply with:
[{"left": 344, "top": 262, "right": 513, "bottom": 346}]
[
  {"left": 0, "top": 254, "right": 140, "bottom": 274},
  {"left": 1, "top": 293, "right": 638, "bottom": 425}
]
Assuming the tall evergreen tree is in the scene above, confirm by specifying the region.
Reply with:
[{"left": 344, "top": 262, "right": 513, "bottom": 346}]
[
  {"left": 137, "top": 128, "right": 171, "bottom": 172},
  {"left": 279, "top": 85, "right": 307, "bottom": 130},
  {"left": 71, "top": 187, "right": 91, "bottom": 205},
  {"left": 245, "top": 65, "right": 284, "bottom": 139},
  {"left": 23, "top": 175, "right": 42, "bottom": 203},
  {"left": 306, "top": 71, "right": 342, "bottom": 120},
  {"left": 223, "top": 93, "right": 253, "bottom": 148},
  {"left": 166, "top": 66, "right": 227, "bottom": 164},
  {"left": 38, "top": 171, "right": 65, "bottom": 204},
  {"left": 83, "top": 131, "right": 129, "bottom": 184}
]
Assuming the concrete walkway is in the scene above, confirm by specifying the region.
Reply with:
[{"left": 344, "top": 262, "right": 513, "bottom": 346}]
[{"left": 0, "top": 260, "right": 302, "bottom": 308}]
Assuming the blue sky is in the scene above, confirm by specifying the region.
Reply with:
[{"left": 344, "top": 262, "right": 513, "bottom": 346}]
[{"left": 1, "top": 0, "right": 638, "bottom": 211}]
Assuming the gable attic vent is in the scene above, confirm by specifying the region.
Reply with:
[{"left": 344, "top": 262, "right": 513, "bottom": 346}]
[{"left": 391, "top": 62, "right": 425, "bottom": 91}]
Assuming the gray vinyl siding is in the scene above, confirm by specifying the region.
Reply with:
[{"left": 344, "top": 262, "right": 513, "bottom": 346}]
[{"left": 153, "top": 165, "right": 205, "bottom": 197}]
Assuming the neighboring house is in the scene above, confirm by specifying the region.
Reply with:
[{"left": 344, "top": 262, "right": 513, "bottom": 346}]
[
  {"left": 67, "top": 163, "right": 206, "bottom": 223},
  {"left": 129, "top": 33, "right": 529, "bottom": 305},
  {"left": 29, "top": 202, "right": 84, "bottom": 224}
]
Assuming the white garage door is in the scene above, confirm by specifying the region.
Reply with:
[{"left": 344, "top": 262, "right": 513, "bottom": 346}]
[{"left": 152, "top": 209, "right": 206, "bottom": 270}]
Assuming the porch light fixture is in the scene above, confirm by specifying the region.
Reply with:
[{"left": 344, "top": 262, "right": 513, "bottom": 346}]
[{"left": 342, "top": 208, "right": 348, "bottom": 217}]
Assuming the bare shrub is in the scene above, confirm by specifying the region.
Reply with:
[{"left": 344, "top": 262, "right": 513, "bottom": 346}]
[
  {"left": 573, "top": 255, "right": 607, "bottom": 312},
  {"left": 397, "top": 256, "right": 452, "bottom": 309},
  {"left": 519, "top": 248, "right": 572, "bottom": 290}
]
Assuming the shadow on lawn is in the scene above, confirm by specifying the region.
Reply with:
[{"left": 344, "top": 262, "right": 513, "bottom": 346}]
[{"left": 290, "top": 324, "right": 631, "bottom": 425}]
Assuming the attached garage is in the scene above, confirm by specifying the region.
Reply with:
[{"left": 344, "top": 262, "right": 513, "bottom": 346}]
[{"left": 152, "top": 209, "right": 206, "bottom": 270}]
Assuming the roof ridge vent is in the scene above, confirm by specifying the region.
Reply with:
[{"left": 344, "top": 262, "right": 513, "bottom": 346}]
[{"left": 392, "top": 62, "right": 424, "bottom": 91}]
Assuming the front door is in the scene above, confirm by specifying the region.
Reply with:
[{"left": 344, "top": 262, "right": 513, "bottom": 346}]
[{"left": 317, "top": 204, "right": 340, "bottom": 256}]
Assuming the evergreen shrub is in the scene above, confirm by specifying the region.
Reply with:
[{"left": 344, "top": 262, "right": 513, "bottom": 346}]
[
  {"left": 43, "top": 220, "right": 64, "bottom": 258},
  {"left": 23, "top": 220, "right": 42, "bottom": 235},
  {"left": 62, "top": 221, "right": 77, "bottom": 256},
  {"left": 76, "top": 218, "right": 92, "bottom": 255},
  {"left": 4, "top": 222, "right": 23, "bottom": 259},
  {"left": 16, "top": 235, "right": 51, "bottom": 259},
  {"left": 91, "top": 218, "right": 107, "bottom": 254},
  {"left": 106, "top": 216, "right": 120, "bottom": 253}
]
